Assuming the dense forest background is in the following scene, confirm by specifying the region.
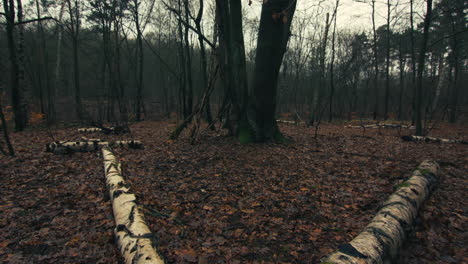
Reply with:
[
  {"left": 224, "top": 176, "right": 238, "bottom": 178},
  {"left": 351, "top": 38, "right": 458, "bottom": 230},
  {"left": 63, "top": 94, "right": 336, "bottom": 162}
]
[{"left": 0, "top": 0, "right": 467, "bottom": 129}]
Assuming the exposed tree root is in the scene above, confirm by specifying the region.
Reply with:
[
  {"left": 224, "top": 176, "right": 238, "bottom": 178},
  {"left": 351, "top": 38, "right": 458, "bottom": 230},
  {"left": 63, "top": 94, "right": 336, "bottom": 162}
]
[
  {"left": 321, "top": 160, "right": 440, "bottom": 264},
  {"left": 402, "top": 135, "right": 467, "bottom": 144},
  {"left": 46, "top": 140, "right": 143, "bottom": 154},
  {"left": 102, "top": 147, "right": 165, "bottom": 264}
]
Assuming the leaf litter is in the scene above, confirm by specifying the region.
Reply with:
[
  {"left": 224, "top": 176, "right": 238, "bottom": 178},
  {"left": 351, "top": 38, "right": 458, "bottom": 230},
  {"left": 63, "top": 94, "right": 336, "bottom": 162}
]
[{"left": 0, "top": 121, "right": 466, "bottom": 263}]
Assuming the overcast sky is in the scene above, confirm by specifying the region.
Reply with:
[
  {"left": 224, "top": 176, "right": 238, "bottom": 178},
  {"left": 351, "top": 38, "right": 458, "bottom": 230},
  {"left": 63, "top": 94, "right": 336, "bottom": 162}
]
[{"left": 245, "top": 0, "right": 426, "bottom": 31}]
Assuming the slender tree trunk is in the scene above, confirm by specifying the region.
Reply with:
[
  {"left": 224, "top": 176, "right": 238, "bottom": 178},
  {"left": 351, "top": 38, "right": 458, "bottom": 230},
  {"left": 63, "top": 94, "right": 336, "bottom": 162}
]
[
  {"left": 432, "top": 55, "right": 445, "bottom": 115},
  {"left": 398, "top": 35, "right": 406, "bottom": 120},
  {"left": 54, "top": 0, "right": 65, "bottom": 122},
  {"left": 328, "top": 1, "right": 339, "bottom": 122},
  {"left": 134, "top": 0, "right": 144, "bottom": 121},
  {"left": 249, "top": 0, "right": 297, "bottom": 141},
  {"left": 176, "top": 0, "right": 187, "bottom": 118},
  {"left": 194, "top": 0, "right": 213, "bottom": 125},
  {"left": 415, "top": 0, "right": 433, "bottom": 136},
  {"left": 312, "top": 12, "right": 330, "bottom": 125},
  {"left": 384, "top": 0, "right": 391, "bottom": 120},
  {"left": 410, "top": 0, "right": 417, "bottom": 125},
  {"left": 35, "top": 0, "right": 53, "bottom": 123},
  {"left": 183, "top": 0, "right": 193, "bottom": 117},
  {"left": 447, "top": 1, "right": 462, "bottom": 123},
  {"left": 113, "top": 15, "right": 127, "bottom": 122},
  {"left": 67, "top": 0, "right": 83, "bottom": 121},
  {"left": 371, "top": 0, "right": 379, "bottom": 120}
]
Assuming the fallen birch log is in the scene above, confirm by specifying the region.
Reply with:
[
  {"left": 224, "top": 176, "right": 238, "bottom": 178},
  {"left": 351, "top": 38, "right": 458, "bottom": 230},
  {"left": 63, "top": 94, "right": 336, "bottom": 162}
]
[
  {"left": 78, "top": 128, "right": 103, "bottom": 133},
  {"left": 345, "top": 124, "right": 414, "bottom": 129},
  {"left": 276, "top": 119, "right": 303, "bottom": 125},
  {"left": 402, "top": 135, "right": 467, "bottom": 144},
  {"left": 321, "top": 160, "right": 440, "bottom": 264},
  {"left": 102, "top": 147, "right": 165, "bottom": 264},
  {"left": 46, "top": 140, "right": 143, "bottom": 154},
  {"left": 78, "top": 126, "right": 129, "bottom": 134}
]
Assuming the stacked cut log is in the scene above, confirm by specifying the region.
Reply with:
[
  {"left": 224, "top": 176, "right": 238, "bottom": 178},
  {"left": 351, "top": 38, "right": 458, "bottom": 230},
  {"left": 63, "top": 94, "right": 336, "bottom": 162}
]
[
  {"left": 321, "top": 160, "right": 439, "bottom": 264},
  {"left": 402, "top": 135, "right": 467, "bottom": 144},
  {"left": 102, "top": 147, "right": 165, "bottom": 264},
  {"left": 46, "top": 140, "right": 143, "bottom": 154}
]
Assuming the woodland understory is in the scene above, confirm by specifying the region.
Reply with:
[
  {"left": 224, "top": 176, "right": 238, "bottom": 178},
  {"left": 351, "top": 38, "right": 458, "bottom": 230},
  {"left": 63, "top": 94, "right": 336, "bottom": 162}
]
[{"left": 0, "top": 121, "right": 466, "bottom": 263}]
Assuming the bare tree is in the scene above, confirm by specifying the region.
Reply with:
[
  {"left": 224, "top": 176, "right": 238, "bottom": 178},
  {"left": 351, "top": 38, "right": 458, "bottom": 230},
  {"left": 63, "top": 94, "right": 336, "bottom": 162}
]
[
  {"left": 415, "top": 0, "right": 433, "bottom": 136},
  {"left": 65, "top": 0, "right": 83, "bottom": 121},
  {"left": 328, "top": 0, "right": 339, "bottom": 122},
  {"left": 3, "top": 0, "right": 27, "bottom": 131}
]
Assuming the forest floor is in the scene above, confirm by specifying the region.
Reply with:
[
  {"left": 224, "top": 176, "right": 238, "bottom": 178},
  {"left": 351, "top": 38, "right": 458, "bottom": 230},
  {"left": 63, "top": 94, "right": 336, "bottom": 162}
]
[{"left": 0, "top": 120, "right": 466, "bottom": 263}]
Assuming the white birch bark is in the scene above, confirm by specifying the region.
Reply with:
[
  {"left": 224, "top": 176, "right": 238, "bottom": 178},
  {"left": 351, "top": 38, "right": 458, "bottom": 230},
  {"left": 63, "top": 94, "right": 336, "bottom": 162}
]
[
  {"left": 402, "top": 135, "right": 467, "bottom": 144},
  {"left": 322, "top": 160, "right": 440, "bottom": 264},
  {"left": 102, "top": 147, "right": 165, "bottom": 264},
  {"left": 46, "top": 140, "right": 143, "bottom": 154}
]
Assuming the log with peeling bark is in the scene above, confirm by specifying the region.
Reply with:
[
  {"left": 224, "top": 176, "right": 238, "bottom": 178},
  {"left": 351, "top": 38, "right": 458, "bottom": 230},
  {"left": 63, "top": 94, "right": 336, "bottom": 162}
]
[
  {"left": 46, "top": 140, "right": 144, "bottom": 154},
  {"left": 321, "top": 160, "right": 440, "bottom": 264},
  {"left": 102, "top": 147, "right": 165, "bottom": 264},
  {"left": 402, "top": 135, "right": 467, "bottom": 144}
]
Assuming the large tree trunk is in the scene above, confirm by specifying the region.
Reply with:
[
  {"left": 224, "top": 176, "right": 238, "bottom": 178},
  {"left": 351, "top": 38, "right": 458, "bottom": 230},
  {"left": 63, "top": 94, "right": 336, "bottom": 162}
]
[
  {"left": 415, "top": 0, "right": 433, "bottom": 136},
  {"left": 248, "top": 0, "right": 297, "bottom": 142},
  {"left": 102, "top": 147, "right": 164, "bottom": 264},
  {"left": 322, "top": 160, "right": 440, "bottom": 264},
  {"left": 216, "top": 0, "right": 249, "bottom": 137}
]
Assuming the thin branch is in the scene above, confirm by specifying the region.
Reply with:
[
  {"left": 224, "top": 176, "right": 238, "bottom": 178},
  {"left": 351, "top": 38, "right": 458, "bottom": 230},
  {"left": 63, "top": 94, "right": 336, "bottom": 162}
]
[
  {"left": 14, "top": 16, "right": 55, "bottom": 25},
  {"left": 162, "top": 1, "right": 215, "bottom": 49}
]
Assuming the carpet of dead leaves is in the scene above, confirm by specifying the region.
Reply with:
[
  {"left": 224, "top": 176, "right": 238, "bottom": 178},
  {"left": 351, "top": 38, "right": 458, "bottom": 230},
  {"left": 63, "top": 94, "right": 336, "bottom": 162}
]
[{"left": 0, "top": 120, "right": 466, "bottom": 263}]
